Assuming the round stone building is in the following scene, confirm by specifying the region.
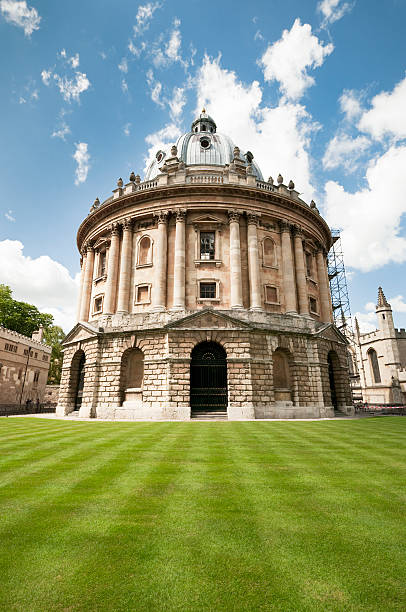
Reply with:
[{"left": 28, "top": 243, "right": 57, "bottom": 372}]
[{"left": 56, "top": 110, "right": 352, "bottom": 420}]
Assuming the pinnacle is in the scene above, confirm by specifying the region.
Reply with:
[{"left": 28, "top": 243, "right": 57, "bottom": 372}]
[{"left": 377, "top": 286, "right": 390, "bottom": 308}]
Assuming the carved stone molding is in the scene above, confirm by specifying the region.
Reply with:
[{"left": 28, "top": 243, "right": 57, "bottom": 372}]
[
  {"left": 122, "top": 217, "right": 133, "bottom": 231},
  {"left": 278, "top": 220, "right": 291, "bottom": 233},
  {"left": 292, "top": 224, "right": 303, "bottom": 237},
  {"left": 228, "top": 210, "right": 241, "bottom": 224},
  {"left": 175, "top": 209, "right": 186, "bottom": 223},
  {"left": 247, "top": 212, "right": 259, "bottom": 226},
  {"left": 154, "top": 210, "right": 169, "bottom": 224},
  {"left": 110, "top": 222, "right": 120, "bottom": 236}
]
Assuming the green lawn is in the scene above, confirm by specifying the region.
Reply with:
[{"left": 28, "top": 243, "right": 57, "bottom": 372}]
[{"left": 0, "top": 418, "right": 405, "bottom": 611}]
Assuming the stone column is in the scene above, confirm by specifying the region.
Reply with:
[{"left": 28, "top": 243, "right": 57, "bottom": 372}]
[
  {"left": 104, "top": 223, "right": 120, "bottom": 315},
  {"left": 316, "top": 246, "right": 331, "bottom": 323},
  {"left": 79, "top": 243, "right": 95, "bottom": 322},
  {"left": 228, "top": 210, "right": 243, "bottom": 309},
  {"left": 293, "top": 226, "right": 309, "bottom": 316},
  {"left": 116, "top": 218, "right": 133, "bottom": 314},
  {"left": 76, "top": 250, "right": 86, "bottom": 321},
  {"left": 247, "top": 213, "right": 262, "bottom": 311},
  {"left": 172, "top": 209, "right": 186, "bottom": 310},
  {"left": 279, "top": 221, "right": 297, "bottom": 314},
  {"left": 152, "top": 211, "right": 169, "bottom": 311}
]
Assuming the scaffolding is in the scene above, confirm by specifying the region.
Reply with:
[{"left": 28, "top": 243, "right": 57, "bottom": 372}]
[{"left": 328, "top": 229, "right": 353, "bottom": 338}]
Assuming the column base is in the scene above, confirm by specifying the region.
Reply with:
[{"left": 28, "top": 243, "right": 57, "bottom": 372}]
[
  {"left": 286, "top": 310, "right": 299, "bottom": 316},
  {"left": 151, "top": 306, "right": 166, "bottom": 312},
  {"left": 170, "top": 305, "right": 186, "bottom": 312},
  {"left": 249, "top": 307, "right": 263, "bottom": 312},
  {"left": 231, "top": 305, "right": 244, "bottom": 310}
]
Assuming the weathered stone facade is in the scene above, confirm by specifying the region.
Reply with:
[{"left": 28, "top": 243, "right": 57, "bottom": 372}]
[{"left": 57, "top": 111, "right": 352, "bottom": 419}]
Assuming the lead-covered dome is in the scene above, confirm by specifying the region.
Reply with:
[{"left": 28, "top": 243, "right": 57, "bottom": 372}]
[{"left": 144, "top": 110, "right": 264, "bottom": 181}]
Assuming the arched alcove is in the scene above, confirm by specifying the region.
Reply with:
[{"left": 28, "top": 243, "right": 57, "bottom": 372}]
[
  {"left": 263, "top": 237, "right": 276, "bottom": 267},
  {"left": 120, "top": 347, "right": 144, "bottom": 404},
  {"left": 138, "top": 236, "right": 152, "bottom": 266},
  {"left": 368, "top": 348, "right": 381, "bottom": 383},
  {"left": 273, "top": 348, "right": 292, "bottom": 402}
]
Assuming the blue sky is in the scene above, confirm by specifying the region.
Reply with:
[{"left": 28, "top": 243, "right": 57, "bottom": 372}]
[{"left": 1, "top": 0, "right": 406, "bottom": 332}]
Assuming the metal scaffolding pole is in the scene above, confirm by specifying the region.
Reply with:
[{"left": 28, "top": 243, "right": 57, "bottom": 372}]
[{"left": 328, "top": 229, "right": 353, "bottom": 338}]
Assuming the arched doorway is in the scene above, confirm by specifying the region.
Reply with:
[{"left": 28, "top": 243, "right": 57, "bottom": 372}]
[
  {"left": 190, "top": 342, "right": 227, "bottom": 413},
  {"left": 327, "top": 351, "right": 338, "bottom": 410},
  {"left": 75, "top": 353, "right": 86, "bottom": 410}
]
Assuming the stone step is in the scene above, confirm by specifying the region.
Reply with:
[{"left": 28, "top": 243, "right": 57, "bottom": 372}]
[{"left": 191, "top": 411, "right": 228, "bottom": 420}]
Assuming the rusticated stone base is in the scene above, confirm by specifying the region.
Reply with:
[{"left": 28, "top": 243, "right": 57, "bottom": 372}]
[{"left": 57, "top": 309, "right": 353, "bottom": 421}]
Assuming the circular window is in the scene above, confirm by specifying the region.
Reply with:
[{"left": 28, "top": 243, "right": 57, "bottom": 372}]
[
  {"left": 156, "top": 150, "right": 164, "bottom": 162},
  {"left": 200, "top": 137, "right": 210, "bottom": 149}
]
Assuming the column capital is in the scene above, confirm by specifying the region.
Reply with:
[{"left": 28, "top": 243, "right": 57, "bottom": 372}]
[
  {"left": 84, "top": 242, "right": 94, "bottom": 253},
  {"left": 110, "top": 222, "right": 120, "bottom": 236},
  {"left": 154, "top": 210, "right": 169, "bottom": 225},
  {"left": 315, "top": 241, "right": 327, "bottom": 256},
  {"left": 228, "top": 209, "right": 241, "bottom": 224},
  {"left": 121, "top": 217, "right": 133, "bottom": 231},
  {"left": 247, "top": 212, "right": 259, "bottom": 226},
  {"left": 278, "top": 220, "right": 292, "bottom": 233},
  {"left": 175, "top": 208, "right": 186, "bottom": 223},
  {"left": 292, "top": 224, "right": 304, "bottom": 237}
]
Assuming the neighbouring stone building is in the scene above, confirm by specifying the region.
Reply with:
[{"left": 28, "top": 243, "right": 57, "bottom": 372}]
[
  {"left": 0, "top": 326, "right": 51, "bottom": 413},
  {"left": 350, "top": 287, "right": 406, "bottom": 405},
  {"left": 56, "top": 111, "right": 352, "bottom": 420}
]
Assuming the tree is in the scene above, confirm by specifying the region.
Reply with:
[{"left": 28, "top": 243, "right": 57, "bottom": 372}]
[
  {"left": 0, "top": 284, "right": 65, "bottom": 384},
  {"left": 43, "top": 325, "right": 65, "bottom": 384},
  {"left": 0, "top": 284, "right": 53, "bottom": 337}
]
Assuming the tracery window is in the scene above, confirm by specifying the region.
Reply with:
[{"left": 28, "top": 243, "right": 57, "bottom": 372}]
[{"left": 368, "top": 349, "right": 381, "bottom": 383}]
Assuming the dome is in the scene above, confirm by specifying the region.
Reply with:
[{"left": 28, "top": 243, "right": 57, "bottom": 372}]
[{"left": 144, "top": 111, "right": 264, "bottom": 182}]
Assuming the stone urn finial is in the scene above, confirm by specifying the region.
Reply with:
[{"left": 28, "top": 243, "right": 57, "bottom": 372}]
[
  {"left": 135, "top": 174, "right": 141, "bottom": 184},
  {"left": 129, "top": 171, "right": 136, "bottom": 182},
  {"left": 171, "top": 145, "right": 178, "bottom": 157},
  {"left": 94, "top": 197, "right": 100, "bottom": 207},
  {"left": 268, "top": 176, "right": 274, "bottom": 185},
  {"left": 277, "top": 173, "right": 283, "bottom": 184},
  {"left": 310, "top": 200, "right": 316, "bottom": 208},
  {"left": 288, "top": 180, "right": 295, "bottom": 190},
  {"left": 233, "top": 146, "right": 240, "bottom": 158},
  {"left": 117, "top": 177, "right": 123, "bottom": 188}
]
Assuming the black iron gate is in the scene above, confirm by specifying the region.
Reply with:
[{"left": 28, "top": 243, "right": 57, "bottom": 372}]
[
  {"left": 75, "top": 354, "right": 86, "bottom": 410},
  {"left": 190, "top": 342, "right": 227, "bottom": 412},
  {"left": 328, "top": 353, "right": 338, "bottom": 410}
]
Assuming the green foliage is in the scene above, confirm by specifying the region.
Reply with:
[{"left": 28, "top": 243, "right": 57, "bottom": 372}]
[
  {"left": 0, "top": 284, "right": 65, "bottom": 384},
  {"left": 0, "top": 284, "right": 53, "bottom": 337},
  {"left": 0, "top": 418, "right": 405, "bottom": 611},
  {"left": 43, "top": 325, "right": 65, "bottom": 384}
]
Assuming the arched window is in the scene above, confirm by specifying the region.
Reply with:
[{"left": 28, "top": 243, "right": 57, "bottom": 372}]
[
  {"left": 138, "top": 236, "right": 152, "bottom": 266},
  {"left": 368, "top": 349, "right": 381, "bottom": 383},
  {"left": 273, "top": 349, "right": 291, "bottom": 390},
  {"left": 125, "top": 348, "right": 144, "bottom": 389},
  {"left": 263, "top": 237, "right": 276, "bottom": 267}
]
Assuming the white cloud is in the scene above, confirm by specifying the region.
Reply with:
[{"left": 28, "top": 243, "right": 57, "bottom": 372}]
[
  {"left": 166, "top": 18, "right": 181, "bottom": 62},
  {"left": 146, "top": 69, "right": 164, "bottom": 107},
  {"left": 151, "top": 18, "right": 186, "bottom": 69},
  {"left": 121, "top": 78, "right": 128, "bottom": 94},
  {"left": 118, "top": 57, "right": 128, "bottom": 73},
  {"left": 324, "top": 144, "right": 406, "bottom": 271},
  {"left": 339, "top": 88, "right": 363, "bottom": 121},
  {"left": 133, "top": 2, "right": 161, "bottom": 37},
  {"left": 0, "top": 240, "right": 79, "bottom": 332},
  {"left": 358, "top": 74, "right": 406, "bottom": 141},
  {"left": 254, "top": 30, "right": 264, "bottom": 42},
  {"left": 53, "top": 71, "right": 91, "bottom": 103},
  {"left": 0, "top": 0, "right": 41, "bottom": 36},
  {"left": 73, "top": 142, "right": 90, "bottom": 185},
  {"left": 144, "top": 123, "right": 182, "bottom": 173},
  {"left": 52, "top": 121, "right": 70, "bottom": 140},
  {"left": 318, "top": 0, "right": 353, "bottom": 26},
  {"left": 260, "top": 18, "right": 333, "bottom": 100},
  {"left": 195, "top": 54, "right": 317, "bottom": 200},
  {"left": 5, "top": 210, "right": 15, "bottom": 222},
  {"left": 41, "top": 69, "right": 52, "bottom": 86},
  {"left": 354, "top": 310, "right": 377, "bottom": 333},
  {"left": 389, "top": 295, "right": 406, "bottom": 313},
  {"left": 323, "top": 132, "right": 371, "bottom": 172},
  {"left": 19, "top": 96, "right": 26, "bottom": 104},
  {"left": 169, "top": 86, "right": 186, "bottom": 119},
  {"left": 123, "top": 122, "right": 131, "bottom": 136}
]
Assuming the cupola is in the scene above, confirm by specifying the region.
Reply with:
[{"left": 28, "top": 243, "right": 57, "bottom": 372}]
[{"left": 191, "top": 108, "right": 217, "bottom": 134}]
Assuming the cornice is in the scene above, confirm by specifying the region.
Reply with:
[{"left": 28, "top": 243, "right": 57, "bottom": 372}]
[{"left": 76, "top": 183, "right": 332, "bottom": 251}]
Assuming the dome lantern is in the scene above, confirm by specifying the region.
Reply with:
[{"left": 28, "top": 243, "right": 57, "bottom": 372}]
[{"left": 191, "top": 108, "right": 217, "bottom": 134}]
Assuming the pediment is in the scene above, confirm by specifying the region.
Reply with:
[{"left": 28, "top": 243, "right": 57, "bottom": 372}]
[
  {"left": 314, "top": 323, "right": 348, "bottom": 344},
  {"left": 166, "top": 309, "right": 252, "bottom": 330},
  {"left": 93, "top": 236, "right": 110, "bottom": 250},
  {"left": 193, "top": 214, "right": 223, "bottom": 225},
  {"left": 63, "top": 321, "right": 101, "bottom": 346}
]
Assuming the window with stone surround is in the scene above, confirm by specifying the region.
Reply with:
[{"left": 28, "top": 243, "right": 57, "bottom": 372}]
[
  {"left": 368, "top": 348, "right": 381, "bottom": 383},
  {"left": 98, "top": 250, "right": 107, "bottom": 277},
  {"left": 198, "top": 280, "right": 220, "bottom": 301},
  {"left": 305, "top": 252, "right": 313, "bottom": 278},
  {"left": 262, "top": 237, "right": 277, "bottom": 268},
  {"left": 309, "top": 297, "right": 318, "bottom": 314},
  {"left": 200, "top": 231, "right": 215, "bottom": 260},
  {"left": 33, "top": 371, "right": 40, "bottom": 386},
  {"left": 4, "top": 343, "right": 17, "bottom": 353},
  {"left": 93, "top": 295, "right": 104, "bottom": 314},
  {"left": 265, "top": 285, "right": 279, "bottom": 304},
  {"left": 194, "top": 218, "right": 222, "bottom": 265},
  {"left": 137, "top": 235, "right": 153, "bottom": 267},
  {"left": 135, "top": 284, "right": 151, "bottom": 304}
]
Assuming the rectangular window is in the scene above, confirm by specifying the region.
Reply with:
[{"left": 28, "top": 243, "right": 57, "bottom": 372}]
[
  {"left": 200, "top": 282, "right": 216, "bottom": 299},
  {"left": 33, "top": 371, "right": 40, "bottom": 384},
  {"left": 24, "top": 348, "right": 29, "bottom": 356},
  {"left": 98, "top": 251, "right": 107, "bottom": 277},
  {"left": 42, "top": 354, "right": 49, "bottom": 361},
  {"left": 5, "top": 343, "right": 18, "bottom": 353},
  {"left": 200, "top": 231, "right": 215, "bottom": 260},
  {"left": 309, "top": 297, "right": 318, "bottom": 313},
  {"left": 94, "top": 296, "right": 103, "bottom": 313},
  {"left": 265, "top": 285, "right": 278, "bottom": 304},
  {"left": 305, "top": 252, "right": 313, "bottom": 277},
  {"left": 136, "top": 285, "right": 150, "bottom": 304}
]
